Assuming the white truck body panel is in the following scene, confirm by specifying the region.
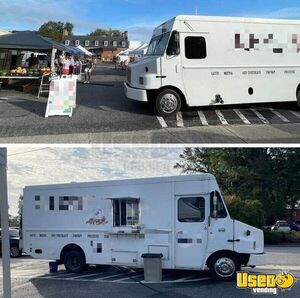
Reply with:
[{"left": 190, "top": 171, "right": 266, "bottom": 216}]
[
  {"left": 125, "top": 15, "right": 300, "bottom": 107},
  {"left": 22, "top": 174, "right": 265, "bottom": 270}
]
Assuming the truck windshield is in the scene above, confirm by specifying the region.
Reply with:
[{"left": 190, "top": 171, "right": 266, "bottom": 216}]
[{"left": 146, "top": 32, "right": 171, "bottom": 56}]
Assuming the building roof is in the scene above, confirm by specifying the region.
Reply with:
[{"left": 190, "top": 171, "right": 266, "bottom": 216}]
[{"left": 63, "top": 35, "right": 128, "bottom": 42}]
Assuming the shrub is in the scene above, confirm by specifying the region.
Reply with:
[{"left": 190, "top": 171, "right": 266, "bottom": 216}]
[
  {"left": 285, "top": 231, "right": 300, "bottom": 243},
  {"left": 264, "top": 231, "right": 284, "bottom": 244},
  {"left": 263, "top": 231, "right": 300, "bottom": 244}
]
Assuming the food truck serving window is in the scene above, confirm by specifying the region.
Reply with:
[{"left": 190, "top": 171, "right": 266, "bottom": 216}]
[
  {"left": 113, "top": 199, "right": 140, "bottom": 227},
  {"left": 178, "top": 197, "right": 205, "bottom": 222}
]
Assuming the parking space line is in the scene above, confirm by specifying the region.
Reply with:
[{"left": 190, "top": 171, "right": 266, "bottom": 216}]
[
  {"left": 251, "top": 109, "right": 269, "bottom": 124},
  {"left": 269, "top": 108, "right": 290, "bottom": 123},
  {"left": 93, "top": 272, "right": 126, "bottom": 281},
  {"left": 113, "top": 273, "right": 144, "bottom": 282},
  {"left": 156, "top": 116, "right": 168, "bottom": 128},
  {"left": 289, "top": 110, "right": 300, "bottom": 119},
  {"left": 234, "top": 109, "right": 251, "bottom": 125},
  {"left": 173, "top": 274, "right": 198, "bottom": 282},
  {"left": 197, "top": 110, "right": 208, "bottom": 126},
  {"left": 176, "top": 112, "right": 184, "bottom": 127},
  {"left": 68, "top": 270, "right": 115, "bottom": 280},
  {"left": 215, "top": 110, "right": 228, "bottom": 125}
]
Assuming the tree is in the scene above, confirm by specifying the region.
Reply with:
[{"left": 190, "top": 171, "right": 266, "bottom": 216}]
[
  {"left": 175, "top": 148, "right": 300, "bottom": 225},
  {"left": 38, "top": 21, "right": 74, "bottom": 42},
  {"left": 89, "top": 28, "right": 123, "bottom": 37}
]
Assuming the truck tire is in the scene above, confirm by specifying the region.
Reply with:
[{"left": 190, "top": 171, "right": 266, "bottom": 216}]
[
  {"left": 155, "top": 89, "right": 181, "bottom": 117},
  {"left": 10, "top": 245, "right": 21, "bottom": 258},
  {"left": 209, "top": 252, "right": 240, "bottom": 281},
  {"left": 297, "top": 89, "right": 300, "bottom": 108},
  {"left": 64, "top": 250, "right": 86, "bottom": 273}
]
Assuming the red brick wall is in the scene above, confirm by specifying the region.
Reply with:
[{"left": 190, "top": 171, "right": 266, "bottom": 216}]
[{"left": 101, "top": 48, "right": 123, "bottom": 61}]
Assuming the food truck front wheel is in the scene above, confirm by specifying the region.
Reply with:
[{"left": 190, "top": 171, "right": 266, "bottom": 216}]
[
  {"left": 208, "top": 252, "right": 241, "bottom": 281},
  {"left": 155, "top": 89, "right": 182, "bottom": 117}
]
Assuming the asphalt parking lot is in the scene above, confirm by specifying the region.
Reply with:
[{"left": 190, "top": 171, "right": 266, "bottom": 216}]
[
  {"left": 1, "top": 245, "right": 299, "bottom": 297},
  {"left": 0, "top": 63, "right": 300, "bottom": 143}
]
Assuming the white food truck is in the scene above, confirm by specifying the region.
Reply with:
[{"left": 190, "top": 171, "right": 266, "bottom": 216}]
[
  {"left": 125, "top": 15, "right": 300, "bottom": 116},
  {"left": 22, "top": 174, "right": 265, "bottom": 280}
]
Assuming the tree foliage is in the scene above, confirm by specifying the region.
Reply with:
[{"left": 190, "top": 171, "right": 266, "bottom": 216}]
[
  {"left": 89, "top": 28, "right": 123, "bottom": 36},
  {"left": 175, "top": 148, "right": 300, "bottom": 225},
  {"left": 38, "top": 21, "right": 74, "bottom": 42}
]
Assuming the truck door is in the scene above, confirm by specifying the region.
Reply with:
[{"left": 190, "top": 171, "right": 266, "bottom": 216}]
[
  {"left": 206, "top": 191, "right": 234, "bottom": 253},
  {"left": 181, "top": 33, "right": 211, "bottom": 106},
  {"left": 174, "top": 195, "right": 208, "bottom": 269},
  {"left": 161, "top": 31, "right": 183, "bottom": 90}
]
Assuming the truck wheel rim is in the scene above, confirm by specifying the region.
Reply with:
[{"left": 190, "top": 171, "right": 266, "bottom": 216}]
[
  {"left": 214, "top": 257, "right": 235, "bottom": 277},
  {"left": 160, "top": 94, "right": 178, "bottom": 113},
  {"left": 10, "top": 247, "right": 19, "bottom": 257}
]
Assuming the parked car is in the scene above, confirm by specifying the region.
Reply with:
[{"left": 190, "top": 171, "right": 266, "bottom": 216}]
[
  {"left": 0, "top": 228, "right": 22, "bottom": 258},
  {"left": 290, "top": 221, "right": 300, "bottom": 231},
  {"left": 271, "top": 220, "right": 291, "bottom": 232}
]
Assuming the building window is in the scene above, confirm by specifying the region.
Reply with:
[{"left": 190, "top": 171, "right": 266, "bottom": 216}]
[
  {"left": 65, "top": 40, "right": 70, "bottom": 46},
  {"left": 113, "top": 41, "right": 117, "bottom": 47},
  {"left": 104, "top": 41, "right": 108, "bottom": 47},
  {"left": 185, "top": 36, "right": 207, "bottom": 59},
  {"left": 85, "top": 40, "right": 89, "bottom": 46},
  {"left": 95, "top": 40, "right": 99, "bottom": 46},
  {"left": 122, "top": 41, "right": 126, "bottom": 47},
  {"left": 49, "top": 196, "right": 55, "bottom": 211},
  {"left": 178, "top": 197, "right": 205, "bottom": 222},
  {"left": 75, "top": 40, "right": 80, "bottom": 46},
  {"left": 210, "top": 191, "right": 227, "bottom": 218},
  {"left": 59, "top": 196, "right": 83, "bottom": 211},
  {"left": 35, "top": 195, "right": 41, "bottom": 210},
  {"left": 113, "top": 199, "right": 139, "bottom": 226}
]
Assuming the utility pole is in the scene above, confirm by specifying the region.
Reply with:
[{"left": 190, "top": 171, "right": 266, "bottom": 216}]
[{"left": 0, "top": 148, "right": 11, "bottom": 298}]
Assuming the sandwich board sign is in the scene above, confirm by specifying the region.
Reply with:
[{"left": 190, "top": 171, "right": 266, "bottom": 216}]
[{"left": 45, "top": 77, "right": 77, "bottom": 118}]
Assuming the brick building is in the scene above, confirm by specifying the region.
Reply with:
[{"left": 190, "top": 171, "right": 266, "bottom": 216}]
[{"left": 62, "top": 32, "right": 129, "bottom": 61}]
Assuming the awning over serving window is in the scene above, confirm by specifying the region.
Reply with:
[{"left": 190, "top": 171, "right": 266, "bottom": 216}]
[{"left": 105, "top": 197, "right": 140, "bottom": 201}]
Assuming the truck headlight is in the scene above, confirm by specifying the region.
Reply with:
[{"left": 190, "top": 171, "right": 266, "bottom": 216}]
[{"left": 139, "top": 77, "right": 144, "bottom": 85}]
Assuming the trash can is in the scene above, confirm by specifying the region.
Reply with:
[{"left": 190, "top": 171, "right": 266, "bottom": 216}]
[
  {"left": 141, "top": 253, "right": 163, "bottom": 282},
  {"left": 49, "top": 261, "right": 58, "bottom": 273}
]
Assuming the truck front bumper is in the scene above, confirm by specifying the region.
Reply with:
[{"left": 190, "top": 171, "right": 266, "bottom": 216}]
[
  {"left": 247, "top": 253, "right": 267, "bottom": 267},
  {"left": 124, "top": 83, "right": 148, "bottom": 102}
]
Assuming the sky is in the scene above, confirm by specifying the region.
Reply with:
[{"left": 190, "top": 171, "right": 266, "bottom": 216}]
[
  {"left": 1, "top": 0, "right": 300, "bottom": 42},
  {"left": 6, "top": 147, "right": 183, "bottom": 216}
]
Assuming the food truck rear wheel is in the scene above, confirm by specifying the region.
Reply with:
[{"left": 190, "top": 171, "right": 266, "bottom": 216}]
[
  {"left": 64, "top": 250, "right": 86, "bottom": 273},
  {"left": 155, "top": 89, "right": 181, "bottom": 117},
  {"left": 10, "top": 245, "right": 21, "bottom": 258},
  {"left": 209, "top": 252, "right": 240, "bottom": 281}
]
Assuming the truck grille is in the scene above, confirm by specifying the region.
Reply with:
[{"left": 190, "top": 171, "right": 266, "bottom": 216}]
[{"left": 127, "top": 68, "right": 131, "bottom": 84}]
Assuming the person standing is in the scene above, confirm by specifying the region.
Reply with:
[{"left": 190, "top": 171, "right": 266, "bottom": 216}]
[
  {"left": 63, "top": 55, "right": 71, "bottom": 75},
  {"left": 69, "top": 56, "right": 75, "bottom": 75},
  {"left": 84, "top": 57, "right": 93, "bottom": 84}
]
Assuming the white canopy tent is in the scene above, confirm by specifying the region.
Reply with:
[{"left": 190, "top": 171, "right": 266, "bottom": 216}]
[
  {"left": 117, "top": 41, "right": 147, "bottom": 64},
  {"left": 76, "top": 45, "right": 94, "bottom": 56},
  {"left": 128, "top": 42, "right": 148, "bottom": 56}
]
